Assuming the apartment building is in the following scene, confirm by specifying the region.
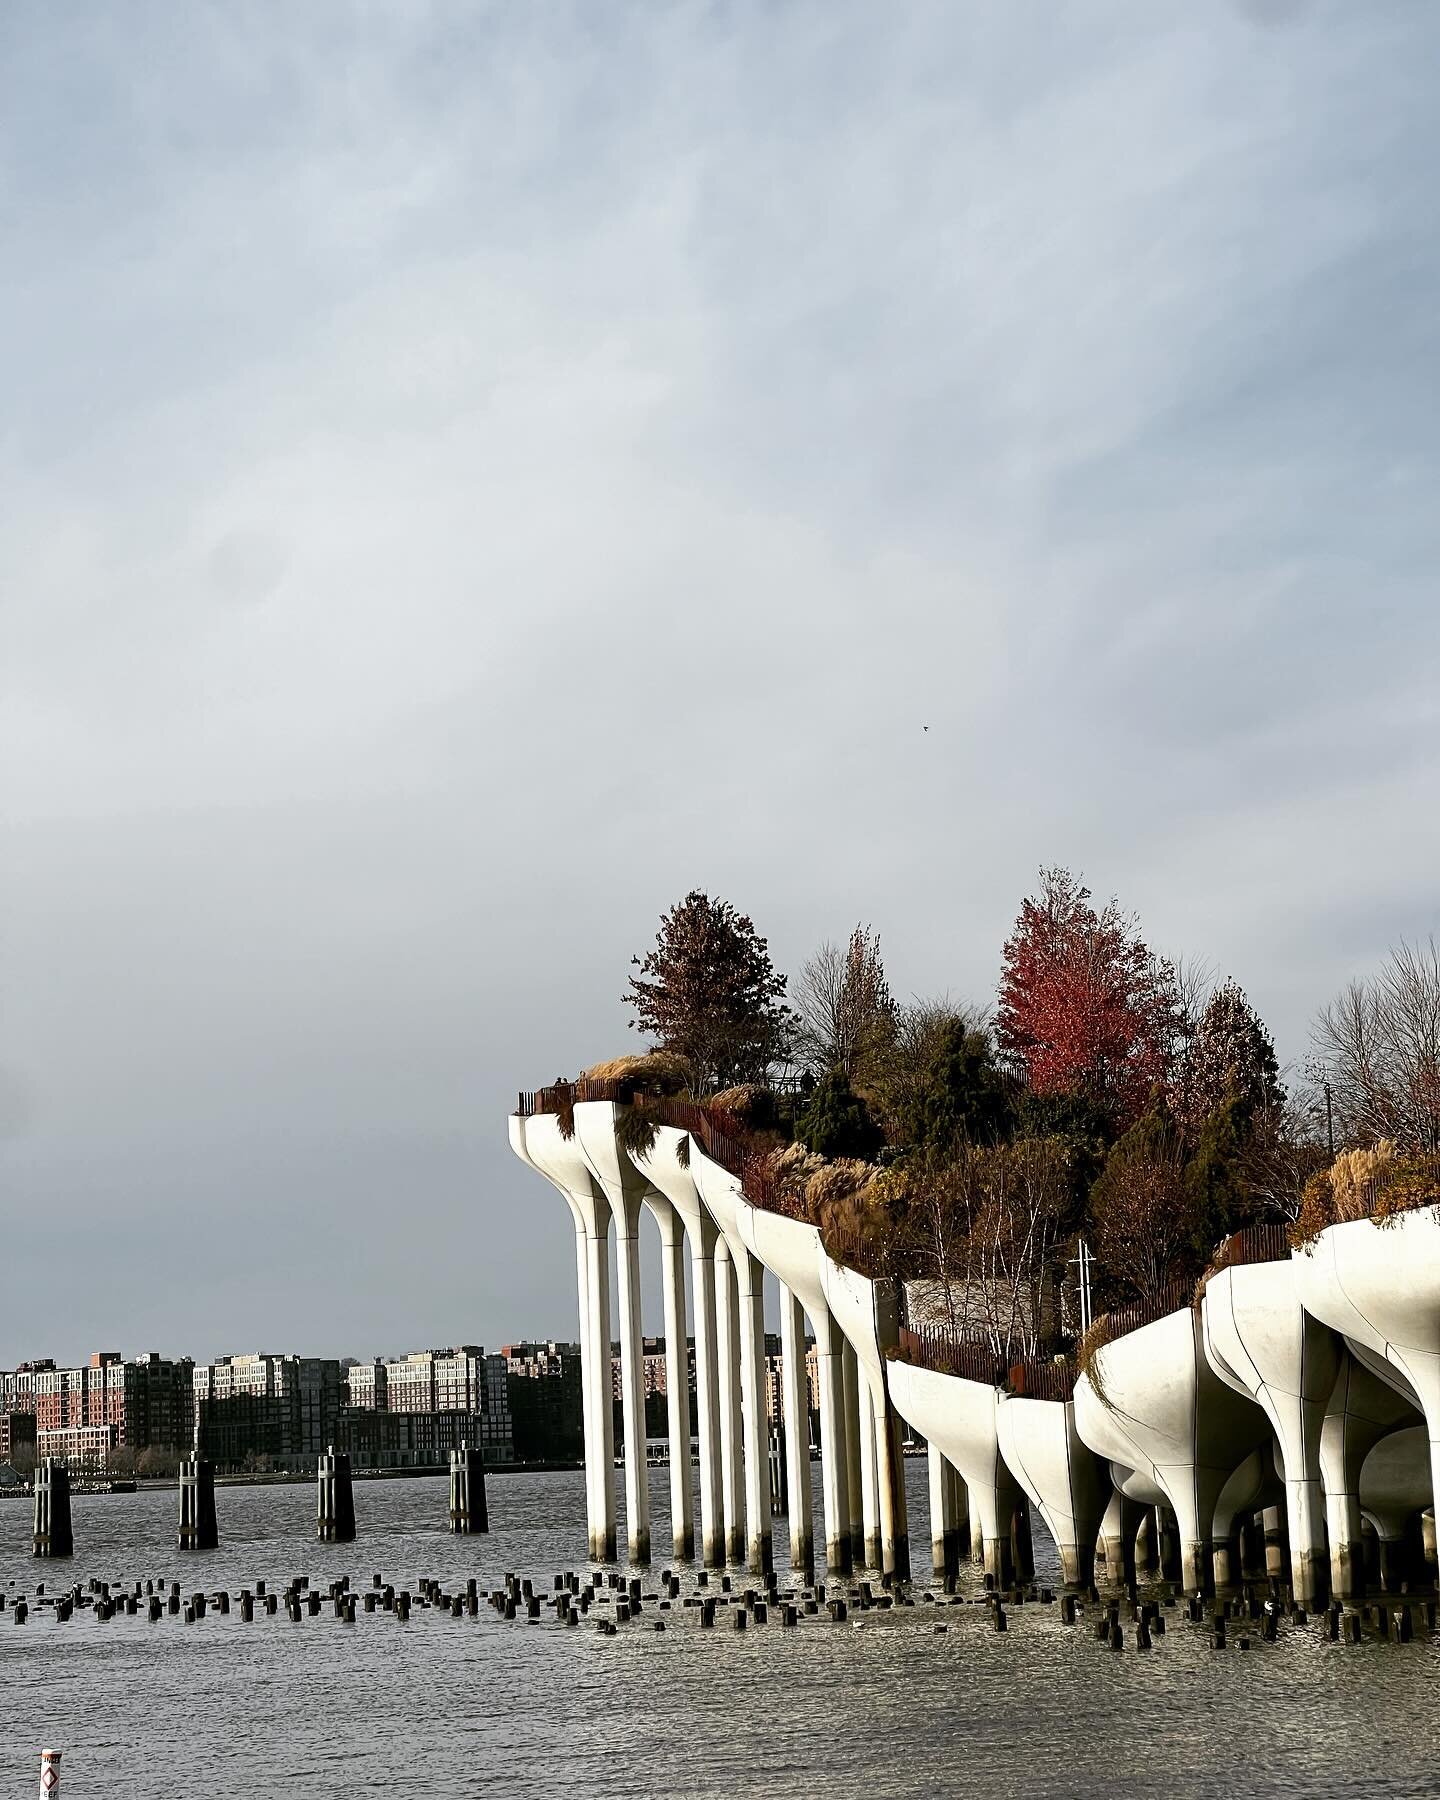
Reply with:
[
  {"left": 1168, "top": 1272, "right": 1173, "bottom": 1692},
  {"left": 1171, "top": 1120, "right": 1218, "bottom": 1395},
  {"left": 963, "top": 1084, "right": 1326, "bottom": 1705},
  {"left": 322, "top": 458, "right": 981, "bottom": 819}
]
[
  {"left": 503, "top": 1341, "right": 583, "bottom": 1463},
  {"left": 191, "top": 1353, "right": 342, "bottom": 1468},
  {"left": 0, "top": 1411, "right": 37, "bottom": 1465},
  {"left": 4, "top": 1353, "right": 192, "bottom": 1455},
  {"left": 38, "top": 1424, "right": 116, "bottom": 1471},
  {"left": 344, "top": 1359, "right": 387, "bottom": 1410}
]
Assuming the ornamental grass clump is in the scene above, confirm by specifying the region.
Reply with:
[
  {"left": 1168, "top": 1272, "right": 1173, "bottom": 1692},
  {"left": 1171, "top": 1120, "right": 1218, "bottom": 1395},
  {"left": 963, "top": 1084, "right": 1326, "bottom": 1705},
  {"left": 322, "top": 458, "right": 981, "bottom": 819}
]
[
  {"left": 1291, "top": 1141, "right": 1440, "bottom": 1247},
  {"left": 708, "top": 1085, "right": 781, "bottom": 1132},
  {"left": 579, "top": 1051, "right": 694, "bottom": 1100}
]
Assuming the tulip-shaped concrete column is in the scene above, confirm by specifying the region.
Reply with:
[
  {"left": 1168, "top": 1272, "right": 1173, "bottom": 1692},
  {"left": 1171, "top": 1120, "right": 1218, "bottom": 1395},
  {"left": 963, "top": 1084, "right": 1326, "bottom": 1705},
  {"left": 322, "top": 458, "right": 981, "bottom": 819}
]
[
  {"left": 714, "top": 1233, "right": 746, "bottom": 1564},
  {"left": 634, "top": 1124, "right": 725, "bottom": 1566},
  {"left": 1318, "top": 1350, "right": 1422, "bottom": 1599},
  {"left": 511, "top": 1112, "right": 616, "bottom": 1560},
  {"left": 694, "top": 1149, "right": 773, "bottom": 1573},
  {"left": 820, "top": 1257, "right": 909, "bottom": 1581},
  {"left": 927, "top": 1444, "right": 968, "bottom": 1582},
  {"left": 1075, "top": 1306, "right": 1270, "bottom": 1595},
  {"left": 858, "top": 1379, "right": 881, "bottom": 1569},
  {"left": 1202, "top": 1255, "right": 1341, "bottom": 1606},
  {"left": 997, "top": 1393, "right": 1111, "bottom": 1589},
  {"left": 1358, "top": 1426, "right": 1433, "bottom": 1589},
  {"left": 1098, "top": 1483, "right": 1150, "bottom": 1587},
  {"left": 653, "top": 1195, "right": 696, "bottom": 1559},
  {"left": 888, "top": 1359, "right": 1019, "bottom": 1586},
  {"left": 841, "top": 1341, "right": 865, "bottom": 1567},
  {"left": 1292, "top": 1208, "right": 1440, "bottom": 1562},
  {"left": 778, "top": 1284, "right": 815, "bottom": 1573},
  {"left": 574, "top": 1102, "right": 653, "bottom": 1564},
  {"left": 509, "top": 1113, "right": 596, "bottom": 1536},
  {"left": 738, "top": 1202, "right": 850, "bottom": 1576}
]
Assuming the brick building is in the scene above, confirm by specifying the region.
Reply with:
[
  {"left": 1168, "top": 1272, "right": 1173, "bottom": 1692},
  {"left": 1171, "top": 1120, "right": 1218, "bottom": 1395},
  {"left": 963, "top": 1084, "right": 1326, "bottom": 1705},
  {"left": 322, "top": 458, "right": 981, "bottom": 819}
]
[{"left": 2, "top": 1354, "right": 192, "bottom": 1458}]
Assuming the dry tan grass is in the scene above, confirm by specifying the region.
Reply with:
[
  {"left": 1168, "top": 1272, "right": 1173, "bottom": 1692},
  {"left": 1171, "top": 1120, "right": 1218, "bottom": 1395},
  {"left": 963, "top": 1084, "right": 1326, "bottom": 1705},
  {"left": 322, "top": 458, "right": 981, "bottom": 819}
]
[{"left": 579, "top": 1050, "right": 693, "bottom": 1094}]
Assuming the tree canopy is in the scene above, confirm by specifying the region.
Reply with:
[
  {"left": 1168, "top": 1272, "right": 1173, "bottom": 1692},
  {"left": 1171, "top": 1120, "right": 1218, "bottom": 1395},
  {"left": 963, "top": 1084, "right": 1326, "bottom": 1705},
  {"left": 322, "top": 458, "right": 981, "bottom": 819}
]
[
  {"left": 624, "top": 890, "right": 794, "bottom": 1093},
  {"left": 997, "top": 867, "right": 1184, "bottom": 1135},
  {"left": 795, "top": 1067, "right": 884, "bottom": 1160},
  {"left": 1175, "top": 978, "right": 1283, "bottom": 1136}
]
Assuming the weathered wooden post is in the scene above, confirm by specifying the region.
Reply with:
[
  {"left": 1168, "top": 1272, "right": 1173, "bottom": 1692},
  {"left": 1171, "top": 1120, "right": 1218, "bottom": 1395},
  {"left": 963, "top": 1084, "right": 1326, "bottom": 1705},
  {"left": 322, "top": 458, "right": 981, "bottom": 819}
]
[
  {"left": 448, "top": 1441, "right": 488, "bottom": 1534},
  {"left": 178, "top": 1456, "right": 218, "bottom": 1551},
  {"left": 39, "top": 1749, "right": 61, "bottom": 1796},
  {"left": 317, "top": 1446, "right": 356, "bottom": 1543},
  {"left": 33, "top": 1462, "right": 73, "bottom": 1559}
]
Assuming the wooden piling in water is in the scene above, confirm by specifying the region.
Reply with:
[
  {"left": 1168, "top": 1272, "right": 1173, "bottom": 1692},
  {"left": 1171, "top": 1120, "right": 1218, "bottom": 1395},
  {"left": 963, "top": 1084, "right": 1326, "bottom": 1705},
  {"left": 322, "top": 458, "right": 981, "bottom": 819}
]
[
  {"left": 33, "top": 1462, "right": 73, "bottom": 1560},
  {"left": 178, "top": 1457, "right": 218, "bottom": 1552},
  {"left": 317, "top": 1447, "right": 356, "bottom": 1543},
  {"left": 445, "top": 1439, "right": 489, "bottom": 1534}
]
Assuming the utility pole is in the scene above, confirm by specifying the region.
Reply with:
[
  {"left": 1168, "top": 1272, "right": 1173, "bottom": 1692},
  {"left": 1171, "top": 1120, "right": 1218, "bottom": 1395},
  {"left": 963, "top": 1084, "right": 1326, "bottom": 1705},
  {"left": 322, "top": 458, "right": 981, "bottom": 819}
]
[{"left": 1071, "top": 1239, "right": 1094, "bottom": 1338}]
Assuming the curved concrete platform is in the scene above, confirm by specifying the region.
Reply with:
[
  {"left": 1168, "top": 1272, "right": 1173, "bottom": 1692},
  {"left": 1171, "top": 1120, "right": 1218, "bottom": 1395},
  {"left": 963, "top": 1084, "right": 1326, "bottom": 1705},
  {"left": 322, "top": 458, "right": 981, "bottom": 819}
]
[
  {"left": 889, "top": 1359, "right": 1018, "bottom": 1586},
  {"left": 1292, "top": 1207, "right": 1440, "bottom": 1543},
  {"left": 1202, "top": 1257, "right": 1341, "bottom": 1604},
  {"left": 1076, "top": 1306, "right": 1270, "bottom": 1593},
  {"left": 996, "top": 1392, "right": 1111, "bottom": 1588}
]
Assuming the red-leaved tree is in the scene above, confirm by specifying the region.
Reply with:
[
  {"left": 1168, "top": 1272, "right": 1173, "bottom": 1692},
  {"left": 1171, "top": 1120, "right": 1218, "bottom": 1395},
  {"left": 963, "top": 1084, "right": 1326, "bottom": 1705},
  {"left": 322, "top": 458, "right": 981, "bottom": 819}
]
[{"left": 997, "top": 868, "right": 1184, "bottom": 1134}]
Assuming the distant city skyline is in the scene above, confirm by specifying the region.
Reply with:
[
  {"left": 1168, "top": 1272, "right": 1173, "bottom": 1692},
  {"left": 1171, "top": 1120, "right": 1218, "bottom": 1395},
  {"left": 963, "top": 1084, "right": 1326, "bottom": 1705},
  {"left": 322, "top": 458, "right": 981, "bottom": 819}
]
[{"left": 4, "top": 3, "right": 1438, "bottom": 1361}]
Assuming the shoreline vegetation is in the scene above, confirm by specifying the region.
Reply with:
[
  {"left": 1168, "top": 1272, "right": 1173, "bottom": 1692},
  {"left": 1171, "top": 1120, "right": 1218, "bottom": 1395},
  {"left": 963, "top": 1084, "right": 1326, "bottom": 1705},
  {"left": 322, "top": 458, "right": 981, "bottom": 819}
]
[{"left": 532, "top": 881, "right": 1440, "bottom": 1372}]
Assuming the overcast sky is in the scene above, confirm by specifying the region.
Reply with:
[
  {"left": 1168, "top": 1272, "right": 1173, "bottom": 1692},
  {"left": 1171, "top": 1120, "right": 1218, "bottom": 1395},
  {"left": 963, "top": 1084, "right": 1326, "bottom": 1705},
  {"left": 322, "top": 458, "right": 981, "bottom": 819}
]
[{"left": 3, "top": 2, "right": 1437, "bottom": 1368}]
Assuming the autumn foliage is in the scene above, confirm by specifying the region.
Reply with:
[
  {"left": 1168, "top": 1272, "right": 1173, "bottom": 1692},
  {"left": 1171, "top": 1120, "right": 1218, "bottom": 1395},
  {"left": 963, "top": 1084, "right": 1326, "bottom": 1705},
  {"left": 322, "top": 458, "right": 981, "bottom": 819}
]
[{"left": 997, "top": 867, "right": 1184, "bottom": 1134}]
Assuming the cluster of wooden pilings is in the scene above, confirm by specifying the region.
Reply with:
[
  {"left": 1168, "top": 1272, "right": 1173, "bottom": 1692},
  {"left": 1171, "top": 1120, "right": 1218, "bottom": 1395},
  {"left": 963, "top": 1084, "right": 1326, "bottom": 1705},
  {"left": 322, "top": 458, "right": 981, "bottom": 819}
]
[
  {"left": 26, "top": 1441, "right": 488, "bottom": 1560},
  {"left": 6, "top": 1556, "right": 1435, "bottom": 1650}
]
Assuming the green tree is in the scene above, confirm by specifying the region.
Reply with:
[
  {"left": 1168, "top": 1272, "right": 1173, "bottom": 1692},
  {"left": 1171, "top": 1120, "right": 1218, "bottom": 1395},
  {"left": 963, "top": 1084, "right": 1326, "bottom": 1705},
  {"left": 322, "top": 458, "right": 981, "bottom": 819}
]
[
  {"left": 902, "top": 1019, "right": 1014, "bottom": 1154},
  {"left": 1175, "top": 979, "right": 1283, "bottom": 1138},
  {"left": 1182, "top": 1094, "right": 1259, "bottom": 1254},
  {"left": 795, "top": 1068, "right": 884, "bottom": 1160},
  {"left": 1089, "top": 1097, "right": 1200, "bottom": 1305},
  {"left": 625, "top": 891, "right": 795, "bottom": 1092}
]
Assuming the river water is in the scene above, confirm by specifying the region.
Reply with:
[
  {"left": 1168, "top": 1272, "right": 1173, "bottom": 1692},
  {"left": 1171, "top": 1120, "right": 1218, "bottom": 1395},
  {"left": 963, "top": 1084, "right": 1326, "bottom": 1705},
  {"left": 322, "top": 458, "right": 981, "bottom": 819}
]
[{"left": 1, "top": 1465, "right": 1435, "bottom": 1798}]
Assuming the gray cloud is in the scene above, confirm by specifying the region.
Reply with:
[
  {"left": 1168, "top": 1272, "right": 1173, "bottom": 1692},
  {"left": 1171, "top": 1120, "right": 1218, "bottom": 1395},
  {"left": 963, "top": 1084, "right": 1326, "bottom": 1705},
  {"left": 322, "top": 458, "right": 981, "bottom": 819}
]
[{"left": 2, "top": 1, "right": 1436, "bottom": 1363}]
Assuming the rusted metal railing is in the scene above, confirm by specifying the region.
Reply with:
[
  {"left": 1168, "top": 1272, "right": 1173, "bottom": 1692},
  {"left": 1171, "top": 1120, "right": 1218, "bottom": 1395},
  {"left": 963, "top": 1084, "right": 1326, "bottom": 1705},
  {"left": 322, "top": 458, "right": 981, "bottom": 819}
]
[
  {"left": 892, "top": 1325, "right": 1005, "bottom": 1388},
  {"left": 1091, "top": 1279, "right": 1195, "bottom": 1348},
  {"left": 1206, "top": 1222, "right": 1292, "bottom": 1274},
  {"left": 1005, "top": 1357, "right": 1078, "bottom": 1403},
  {"left": 893, "top": 1327, "right": 1078, "bottom": 1401}
]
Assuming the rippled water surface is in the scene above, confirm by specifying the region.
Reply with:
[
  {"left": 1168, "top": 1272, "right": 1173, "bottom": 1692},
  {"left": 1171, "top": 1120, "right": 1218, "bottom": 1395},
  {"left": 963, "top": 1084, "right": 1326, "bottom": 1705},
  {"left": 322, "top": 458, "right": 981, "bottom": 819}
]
[{"left": 1, "top": 1467, "right": 1436, "bottom": 1798}]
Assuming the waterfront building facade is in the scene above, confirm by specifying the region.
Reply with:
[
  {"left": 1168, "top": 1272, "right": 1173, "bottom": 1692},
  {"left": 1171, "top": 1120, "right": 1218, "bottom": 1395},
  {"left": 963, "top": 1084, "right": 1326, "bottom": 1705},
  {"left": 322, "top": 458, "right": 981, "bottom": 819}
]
[
  {"left": 0, "top": 1410, "right": 37, "bottom": 1465},
  {"left": 1, "top": 1353, "right": 193, "bottom": 1465},
  {"left": 504, "top": 1340, "right": 584, "bottom": 1462}
]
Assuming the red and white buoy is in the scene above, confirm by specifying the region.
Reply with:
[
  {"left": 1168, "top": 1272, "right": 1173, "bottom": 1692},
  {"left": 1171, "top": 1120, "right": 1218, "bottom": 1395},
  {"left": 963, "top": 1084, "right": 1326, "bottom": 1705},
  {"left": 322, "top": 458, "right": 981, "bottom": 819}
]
[{"left": 40, "top": 1749, "right": 61, "bottom": 1796}]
